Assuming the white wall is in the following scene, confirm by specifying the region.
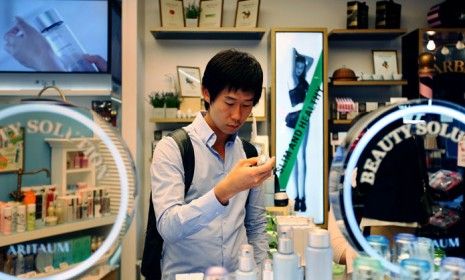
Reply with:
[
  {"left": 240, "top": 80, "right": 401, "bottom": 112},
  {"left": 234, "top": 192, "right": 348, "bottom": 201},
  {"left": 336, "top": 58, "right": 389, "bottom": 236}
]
[{"left": 139, "top": 0, "right": 440, "bottom": 261}]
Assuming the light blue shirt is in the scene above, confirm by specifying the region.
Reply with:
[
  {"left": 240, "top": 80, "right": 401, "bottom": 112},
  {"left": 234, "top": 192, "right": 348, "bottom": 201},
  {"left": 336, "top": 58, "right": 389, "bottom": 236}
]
[{"left": 151, "top": 112, "right": 268, "bottom": 279}]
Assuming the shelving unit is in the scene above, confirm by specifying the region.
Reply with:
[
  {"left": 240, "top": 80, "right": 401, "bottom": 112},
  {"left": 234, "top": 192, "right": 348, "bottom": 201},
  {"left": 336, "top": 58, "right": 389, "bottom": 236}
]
[
  {"left": 149, "top": 116, "right": 266, "bottom": 123},
  {"left": 45, "top": 138, "right": 100, "bottom": 195},
  {"left": 329, "top": 28, "right": 407, "bottom": 41},
  {"left": 0, "top": 89, "right": 111, "bottom": 96},
  {"left": 0, "top": 215, "right": 115, "bottom": 247},
  {"left": 331, "top": 80, "right": 407, "bottom": 86},
  {"left": 151, "top": 27, "right": 266, "bottom": 40},
  {"left": 328, "top": 28, "right": 408, "bottom": 154}
]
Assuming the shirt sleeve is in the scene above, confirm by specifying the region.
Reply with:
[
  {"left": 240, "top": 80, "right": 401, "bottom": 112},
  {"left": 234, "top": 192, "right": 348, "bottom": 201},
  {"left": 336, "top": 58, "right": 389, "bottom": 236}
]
[
  {"left": 244, "top": 184, "right": 269, "bottom": 266},
  {"left": 151, "top": 137, "right": 227, "bottom": 243}
]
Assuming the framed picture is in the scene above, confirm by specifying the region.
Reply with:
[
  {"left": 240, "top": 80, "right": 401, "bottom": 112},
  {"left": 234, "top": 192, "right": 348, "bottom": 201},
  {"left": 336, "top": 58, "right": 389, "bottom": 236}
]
[
  {"left": 271, "top": 28, "right": 328, "bottom": 226},
  {"left": 199, "top": 0, "right": 223, "bottom": 28},
  {"left": 252, "top": 87, "right": 266, "bottom": 118},
  {"left": 234, "top": 0, "right": 260, "bottom": 28},
  {"left": 372, "top": 50, "right": 399, "bottom": 75},
  {"left": 0, "top": 126, "right": 24, "bottom": 173},
  {"left": 177, "top": 66, "right": 202, "bottom": 97},
  {"left": 159, "top": 0, "right": 185, "bottom": 28}
]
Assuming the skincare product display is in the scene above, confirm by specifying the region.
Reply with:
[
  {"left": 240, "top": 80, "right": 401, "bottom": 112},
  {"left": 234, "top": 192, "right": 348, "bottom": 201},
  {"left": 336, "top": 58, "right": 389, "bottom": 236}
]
[
  {"left": 272, "top": 226, "right": 299, "bottom": 280},
  {"left": 235, "top": 244, "right": 257, "bottom": 280},
  {"left": 352, "top": 255, "right": 385, "bottom": 280},
  {"left": 305, "top": 229, "right": 332, "bottom": 280}
]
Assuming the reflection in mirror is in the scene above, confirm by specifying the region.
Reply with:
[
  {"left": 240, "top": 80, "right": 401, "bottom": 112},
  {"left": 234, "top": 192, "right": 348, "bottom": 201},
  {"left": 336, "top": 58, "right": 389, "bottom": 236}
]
[
  {"left": 330, "top": 99, "right": 465, "bottom": 277},
  {"left": 0, "top": 103, "right": 136, "bottom": 280}
]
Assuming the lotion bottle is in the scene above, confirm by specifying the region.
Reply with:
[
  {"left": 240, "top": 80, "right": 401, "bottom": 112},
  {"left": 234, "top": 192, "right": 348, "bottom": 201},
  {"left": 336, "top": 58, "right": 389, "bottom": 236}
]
[
  {"left": 235, "top": 244, "right": 257, "bottom": 280},
  {"left": 262, "top": 259, "right": 273, "bottom": 280},
  {"left": 305, "top": 228, "right": 332, "bottom": 280},
  {"left": 272, "top": 226, "right": 299, "bottom": 280}
]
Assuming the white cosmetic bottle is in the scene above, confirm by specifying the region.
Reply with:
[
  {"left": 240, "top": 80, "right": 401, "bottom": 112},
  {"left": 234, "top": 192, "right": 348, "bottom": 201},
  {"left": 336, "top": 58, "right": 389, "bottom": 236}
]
[
  {"left": 262, "top": 259, "right": 273, "bottom": 280},
  {"left": 272, "top": 226, "right": 299, "bottom": 280},
  {"left": 235, "top": 244, "right": 257, "bottom": 280},
  {"left": 305, "top": 228, "right": 332, "bottom": 280}
]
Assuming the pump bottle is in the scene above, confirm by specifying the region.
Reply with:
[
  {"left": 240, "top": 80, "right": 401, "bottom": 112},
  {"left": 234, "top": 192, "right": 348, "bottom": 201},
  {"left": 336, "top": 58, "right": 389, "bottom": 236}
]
[
  {"left": 272, "top": 226, "right": 299, "bottom": 280},
  {"left": 305, "top": 228, "right": 332, "bottom": 280},
  {"left": 235, "top": 244, "right": 257, "bottom": 280},
  {"left": 35, "top": 9, "right": 98, "bottom": 72}
]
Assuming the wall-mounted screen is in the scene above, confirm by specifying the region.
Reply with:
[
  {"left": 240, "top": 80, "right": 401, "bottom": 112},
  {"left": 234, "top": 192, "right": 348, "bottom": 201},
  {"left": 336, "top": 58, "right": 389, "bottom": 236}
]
[
  {"left": 271, "top": 28, "right": 328, "bottom": 225},
  {"left": 0, "top": 0, "right": 109, "bottom": 73}
]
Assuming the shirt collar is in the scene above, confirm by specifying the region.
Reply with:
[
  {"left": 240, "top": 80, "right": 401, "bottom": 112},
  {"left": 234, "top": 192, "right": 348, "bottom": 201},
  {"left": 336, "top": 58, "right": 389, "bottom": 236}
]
[{"left": 192, "top": 111, "right": 238, "bottom": 147}]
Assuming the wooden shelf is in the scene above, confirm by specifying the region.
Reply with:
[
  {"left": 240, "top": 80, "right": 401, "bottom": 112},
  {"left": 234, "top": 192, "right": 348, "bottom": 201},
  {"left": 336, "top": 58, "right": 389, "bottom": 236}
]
[
  {"left": 0, "top": 89, "right": 111, "bottom": 96},
  {"left": 332, "top": 119, "right": 353, "bottom": 125},
  {"left": 151, "top": 27, "right": 266, "bottom": 40},
  {"left": 328, "top": 29, "right": 407, "bottom": 41},
  {"left": 0, "top": 215, "right": 116, "bottom": 247},
  {"left": 66, "top": 168, "right": 93, "bottom": 174},
  {"left": 331, "top": 80, "right": 407, "bottom": 86},
  {"left": 150, "top": 116, "right": 266, "bottom": 123}
]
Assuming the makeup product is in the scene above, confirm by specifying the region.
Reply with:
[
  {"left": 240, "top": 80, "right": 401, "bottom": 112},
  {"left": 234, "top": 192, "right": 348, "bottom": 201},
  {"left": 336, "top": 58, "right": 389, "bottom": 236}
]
[
  {"left": 15, "top": 253, "right": 25, "bottom": 275},
  {"left": 204, "top": 266, "right": 229, "bottom": 280},
  {"left": 367, "top": 235, "right": 390, "bottom": 261},
  {"left": 102, "top": 191, "right": 111, "bottom": 216},
  {"left": 55, "top": 200, "right": 65, "bottom": 224},
  {"left": 393, "top": 233, "right": 417, "bottom": 264},
  {"left": 35, "top": 189, "right": 44, "bottom": 223},
  {"left": 400, "top": 258, "right": 432, "bottom": 280},
  {"left": 273, "top": 226, "right": 299, "bottom": 280},
  {"left": 305, "top": 229, "right": 332, "bottom": 280},
  {"left": 440, "top": 257, "right": 465, "bottom": 280},
  {"left": 94, "top": 191, "right": 101, "bottom": 218},
  {"left": 26, "top": 204, "right": 36, "bottom": 231},
  {"left": 2, "top": 206, "right": 12, "bottom": 235},
  {"left": 262, "top": 259, "right": 273, "bottom": 280},
  {"left": 352, "top": 256, "right": 384, "bottom": 280},
  {"left": 235, "top": 244, "right": 256, "bottom": 280},
  {"left": 16, "top": 204, "right": 26, "bottom": 232}
]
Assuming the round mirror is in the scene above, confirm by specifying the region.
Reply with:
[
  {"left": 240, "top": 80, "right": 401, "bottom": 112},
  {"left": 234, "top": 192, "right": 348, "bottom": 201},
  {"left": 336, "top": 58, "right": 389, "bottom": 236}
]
[
  {"left": 0, "top": 102, "right": 137, "bottom": 279},
  {"left": 330, "top": 99, "right": 465, "bottom": 274}
]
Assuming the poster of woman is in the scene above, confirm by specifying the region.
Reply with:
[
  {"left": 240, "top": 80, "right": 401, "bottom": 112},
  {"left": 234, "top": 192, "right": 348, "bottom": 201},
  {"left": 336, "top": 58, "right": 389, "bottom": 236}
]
[{"left": 271, "top": 28, "right": 328, "bottom": 225}]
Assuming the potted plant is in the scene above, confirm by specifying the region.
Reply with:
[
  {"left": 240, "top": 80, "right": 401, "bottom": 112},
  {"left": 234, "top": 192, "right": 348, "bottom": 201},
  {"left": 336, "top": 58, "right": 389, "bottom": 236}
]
[
  {"left": 164, "top": 92, "right": 182, "bottom": 118},
  {"left": 148, "top": 92, "right": 165, "bottom": 118},
  {"left": 185, "top": 2, "right": 200, "bottom": 27}
]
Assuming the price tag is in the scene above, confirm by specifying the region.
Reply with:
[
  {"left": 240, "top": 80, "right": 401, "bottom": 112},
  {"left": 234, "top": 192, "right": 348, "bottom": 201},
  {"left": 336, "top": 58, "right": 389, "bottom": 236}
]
[{"left": 457, "top": 139, "right": 465, "bottom": 167}]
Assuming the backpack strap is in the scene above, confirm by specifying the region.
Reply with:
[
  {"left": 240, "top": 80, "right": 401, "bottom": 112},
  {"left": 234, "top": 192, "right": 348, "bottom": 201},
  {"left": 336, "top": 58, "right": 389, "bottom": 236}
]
[
  {"left": 141, "top": 128, "right": 193, "bottom": 280},
  {"left": 241, "top": 138, "right": 258, "bottom": 158},
  {"left": 168, "top": 128, "right": 195, "bottom": 194}
]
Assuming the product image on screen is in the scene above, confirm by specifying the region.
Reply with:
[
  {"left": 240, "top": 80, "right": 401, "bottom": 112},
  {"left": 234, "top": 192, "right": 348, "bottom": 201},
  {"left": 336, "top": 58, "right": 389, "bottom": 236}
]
[{"left": 0, "top": 0, "right": 108, "bottom": 73}]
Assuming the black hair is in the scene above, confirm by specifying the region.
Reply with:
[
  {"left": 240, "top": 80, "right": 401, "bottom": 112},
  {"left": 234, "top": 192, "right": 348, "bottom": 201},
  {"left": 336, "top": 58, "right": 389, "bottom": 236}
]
[{"left": 202, "top": 49, "right": 263, "bottom": 110}]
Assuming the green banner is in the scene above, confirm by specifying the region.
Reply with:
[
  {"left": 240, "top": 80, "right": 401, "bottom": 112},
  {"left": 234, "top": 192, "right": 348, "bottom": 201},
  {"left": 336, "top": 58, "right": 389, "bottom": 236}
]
[{"left": 278, "top": 52, "right": 323, "bottom": 191}]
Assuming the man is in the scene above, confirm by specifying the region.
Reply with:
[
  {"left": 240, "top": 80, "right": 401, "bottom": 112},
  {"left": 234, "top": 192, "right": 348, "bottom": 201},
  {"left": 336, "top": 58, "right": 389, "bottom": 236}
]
[{"left": 151, "top": 49, "right": 275, "bottom": 279}]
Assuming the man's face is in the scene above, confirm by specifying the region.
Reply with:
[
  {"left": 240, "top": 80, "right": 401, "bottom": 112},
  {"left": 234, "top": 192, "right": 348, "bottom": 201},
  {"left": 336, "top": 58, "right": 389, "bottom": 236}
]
[{"left": 204, "top": 88, "right": 255, "bottom": 137}]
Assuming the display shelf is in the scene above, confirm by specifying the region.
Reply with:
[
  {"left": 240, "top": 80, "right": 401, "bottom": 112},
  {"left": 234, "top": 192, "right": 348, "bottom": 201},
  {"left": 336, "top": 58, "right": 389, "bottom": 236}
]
[
  {"left": 0, "top": 215, "right": 116, "bottom": 247},
  {"left": 149, "top": 116, "right": 267, "bottom": 123},
  {"left": 0, "top": 89, "right": 111, "bottom": 96},
  {"left": 151, "top": 27, "right": 266, "bottom": 40},
  {"left": 332, "top": 119, "right": 353, "bottom": 125},
  {"left": 328, "top": 28, "right": 407, "bottom": 41},
  {"left": 66, "top": 168, "right": 93, "bottom": 174},
  {"left": 330, "top": 80, "right": 407, "bottom": 86},
  {"left": 45, "top": 138, "right": 100, "bottom": 196}
]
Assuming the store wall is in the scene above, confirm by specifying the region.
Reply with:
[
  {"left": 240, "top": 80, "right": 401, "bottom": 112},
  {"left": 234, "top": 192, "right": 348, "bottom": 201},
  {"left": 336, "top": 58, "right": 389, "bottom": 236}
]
[{"left": 139, "top": 0, "right": 441, "bottom": 259}]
